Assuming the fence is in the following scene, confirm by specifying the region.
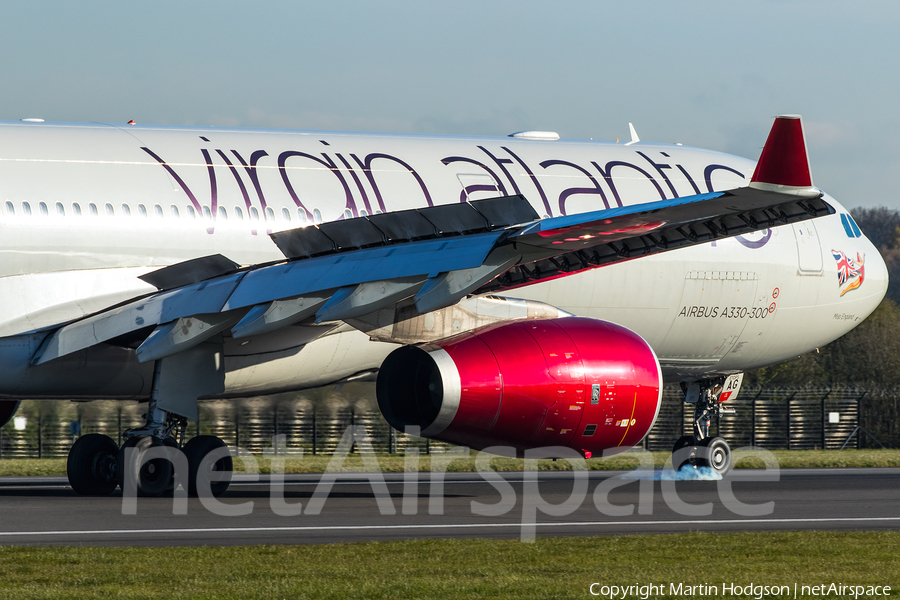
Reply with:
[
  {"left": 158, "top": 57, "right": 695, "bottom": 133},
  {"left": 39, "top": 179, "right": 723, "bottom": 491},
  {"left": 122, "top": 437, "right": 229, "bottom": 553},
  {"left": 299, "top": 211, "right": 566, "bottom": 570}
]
[{"left": 0, "top": 383, "right": 895, "bottom": 459}]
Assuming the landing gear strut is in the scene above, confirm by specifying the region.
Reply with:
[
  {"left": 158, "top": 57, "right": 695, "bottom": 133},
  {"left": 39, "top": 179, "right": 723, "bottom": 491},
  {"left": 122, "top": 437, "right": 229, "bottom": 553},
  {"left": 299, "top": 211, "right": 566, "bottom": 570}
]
[
  {"left": 671, "top": 376, "right": 738, "bottom": 475},
  {"left": 66, "top": 362, "right": 232, "bottom": 497},
  {"left": 65, "top": 404, "right": 233, "bottom": 498}
]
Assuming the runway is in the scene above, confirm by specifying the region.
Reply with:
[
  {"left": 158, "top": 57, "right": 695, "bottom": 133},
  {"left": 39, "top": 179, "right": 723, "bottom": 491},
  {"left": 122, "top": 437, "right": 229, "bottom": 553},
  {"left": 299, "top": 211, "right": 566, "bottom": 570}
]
[{"left": 0, "top": 468, "right": 897, "bottom": 546}]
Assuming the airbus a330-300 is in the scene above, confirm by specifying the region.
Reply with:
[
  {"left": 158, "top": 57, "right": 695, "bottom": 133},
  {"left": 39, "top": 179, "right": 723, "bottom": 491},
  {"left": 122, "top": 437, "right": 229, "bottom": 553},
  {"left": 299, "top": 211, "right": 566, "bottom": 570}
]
[{"left": 0, "top": 115, "right": 887, "bottom": 496}]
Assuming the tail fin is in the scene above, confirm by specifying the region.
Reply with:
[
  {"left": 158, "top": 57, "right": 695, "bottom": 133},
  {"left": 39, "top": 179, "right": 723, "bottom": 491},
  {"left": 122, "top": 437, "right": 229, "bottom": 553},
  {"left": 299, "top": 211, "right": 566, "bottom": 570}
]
[{"left": 749, "top": 115, "right": 819, "bottom": 198}]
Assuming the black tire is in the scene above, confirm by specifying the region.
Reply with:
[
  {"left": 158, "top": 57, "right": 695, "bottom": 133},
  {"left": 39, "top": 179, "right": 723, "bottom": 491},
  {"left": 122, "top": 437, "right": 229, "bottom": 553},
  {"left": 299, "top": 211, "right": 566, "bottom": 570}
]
[
  {"left": 672, "top": 435, "right": 697, "bottom": 471},
  {"left": 672, "top": 435, "right": 694, "bottom": 454},
  {"left": 697, "top": 436, "right": 732, "bottom": 475},
  {"left": 67, "top": 434, "right": 118, "bottom": 496},
  {"left": 116, "top": 435, "right": 174, "bottom": 497},
  {"left": 183, "top": 435, "right": 232, "bottom": 497},
  {"left": 160, "top": 437, "right": 179, "bottom": 495}
]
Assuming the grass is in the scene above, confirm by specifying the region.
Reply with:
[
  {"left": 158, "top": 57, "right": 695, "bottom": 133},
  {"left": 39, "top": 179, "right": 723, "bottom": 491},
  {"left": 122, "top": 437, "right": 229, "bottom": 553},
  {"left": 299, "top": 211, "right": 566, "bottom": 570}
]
[
  {"left": 0, "top": 531, "right": 896, "bottom": 599},
  {"left": 3, "top": 449, "right": 900, "bottom": 477}
]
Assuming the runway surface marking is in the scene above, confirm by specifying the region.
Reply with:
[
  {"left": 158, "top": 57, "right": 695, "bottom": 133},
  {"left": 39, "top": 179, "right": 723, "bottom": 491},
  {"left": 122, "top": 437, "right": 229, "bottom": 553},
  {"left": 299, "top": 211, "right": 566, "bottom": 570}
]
[{"left": 2, "top": 516, "right": 899, "bottom": 538}]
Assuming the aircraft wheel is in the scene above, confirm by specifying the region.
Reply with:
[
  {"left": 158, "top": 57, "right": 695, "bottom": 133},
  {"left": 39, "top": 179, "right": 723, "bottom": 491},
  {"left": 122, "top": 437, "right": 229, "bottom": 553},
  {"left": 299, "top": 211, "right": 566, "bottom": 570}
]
[
  {"left": 697, "top": 436, "right": 732, "bottom": 475},
  {"left": 183, "top": 435, "right": 232, "bottom": 497},
  {"left": 672, "top": 435, "right": 694, "bottom": 454},
  {"left": 672, "top": 435, "right": 697, "bottom": 471},
  {"left": 67, "top": 434, "right": 118, "bottom": 496},
  {"left": 116, "top": 435, "right": 174, "bottom": 497},
  {"left": 160, "top": 437, "right": 179, "bottom": 495}
]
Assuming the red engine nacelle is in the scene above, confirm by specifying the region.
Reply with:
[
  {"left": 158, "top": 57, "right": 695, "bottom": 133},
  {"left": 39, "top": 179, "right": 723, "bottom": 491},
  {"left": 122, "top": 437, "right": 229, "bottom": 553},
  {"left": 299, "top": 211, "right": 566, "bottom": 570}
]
[{"left": 376, "top": 317, "right": 662, "bottom": 457}]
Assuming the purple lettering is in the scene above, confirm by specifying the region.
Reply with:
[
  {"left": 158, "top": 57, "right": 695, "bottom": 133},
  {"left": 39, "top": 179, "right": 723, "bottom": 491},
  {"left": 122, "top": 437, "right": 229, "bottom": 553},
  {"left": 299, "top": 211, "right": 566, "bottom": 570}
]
[
  {"left": 200, "top": 148, "right": 218, "bottom": 233},
  {"left": 277, "top": 151, "right": 354, "bottom": 218},
  {"left": 591, "top": 160, "right": 664, "bottom": 207},
  {"left": 703, "top": 164, "right": 745, "bottom": 193},
  {"left": 335, "top": 153, "right": 372, "bottom": 215},
  {"left": 351, "top": 153, "right": 433, "bottom": 210},
  {"left": 477, "top": 146, "right": 522, "bottom": 195},
  {"left": 501, "top": 146, "right": 553, "bottom": 217},
  {"left": 215, "top": 149, "right": 257, "bottom": 235},
  {"left": 636, "top": 151, "right": 679, "bottom": 198},
  {"left": 231, "top": 150, "right": 271, "bottom": 213},
  {"left": 140, "top": 147, "right": 202, "bottom": 211},
  {"left": 440, "top": 156, "right": 508, "bottom": 203},
  {"left": 539, "top": 159, "right": 610, "bottom": 215},
  {"left": 675, "top": 164, "right": 702, "bottom": 194}
]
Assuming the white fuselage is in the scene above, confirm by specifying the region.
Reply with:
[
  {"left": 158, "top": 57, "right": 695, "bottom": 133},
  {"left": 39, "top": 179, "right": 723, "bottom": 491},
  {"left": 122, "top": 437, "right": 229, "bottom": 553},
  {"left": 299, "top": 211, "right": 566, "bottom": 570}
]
[{"left": 0, "top": 121, "right": 887, "bottom": 398}]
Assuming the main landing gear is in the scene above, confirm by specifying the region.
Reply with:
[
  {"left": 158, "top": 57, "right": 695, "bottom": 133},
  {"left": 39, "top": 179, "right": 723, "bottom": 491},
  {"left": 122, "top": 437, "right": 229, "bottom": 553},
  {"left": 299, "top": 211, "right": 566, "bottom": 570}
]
[
  {"left": 66, "top": 401, "right": 232, "bottom": 498},
  {"left": 671, "top": 376, "right": 739, "bottom": 476}
]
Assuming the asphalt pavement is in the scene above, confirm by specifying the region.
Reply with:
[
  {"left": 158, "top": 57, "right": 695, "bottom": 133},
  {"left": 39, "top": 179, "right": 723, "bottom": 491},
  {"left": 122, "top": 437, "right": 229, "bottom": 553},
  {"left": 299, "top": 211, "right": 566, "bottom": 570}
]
[{"left": 0, "top": 468, "right": 897, "bottom": 546}]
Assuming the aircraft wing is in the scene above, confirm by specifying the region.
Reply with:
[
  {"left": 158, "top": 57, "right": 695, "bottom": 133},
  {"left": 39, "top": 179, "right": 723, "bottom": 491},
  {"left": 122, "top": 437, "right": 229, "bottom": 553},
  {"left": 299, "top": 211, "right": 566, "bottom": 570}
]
[{"left": 32, "top": 115, "right": 831, "bottom": 366}]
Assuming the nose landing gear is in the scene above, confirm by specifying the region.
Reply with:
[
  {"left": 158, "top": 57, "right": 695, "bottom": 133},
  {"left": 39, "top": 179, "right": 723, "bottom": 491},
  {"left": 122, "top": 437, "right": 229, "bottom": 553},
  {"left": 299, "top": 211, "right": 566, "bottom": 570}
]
[{"left": 671, "top": 375, "right": 740, "bottom": 476}]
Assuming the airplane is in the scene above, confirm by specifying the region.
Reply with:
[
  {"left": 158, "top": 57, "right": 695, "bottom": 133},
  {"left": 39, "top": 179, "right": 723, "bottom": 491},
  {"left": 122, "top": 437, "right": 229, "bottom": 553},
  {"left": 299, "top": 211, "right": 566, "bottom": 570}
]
[{"left": 0, "top": 114, "right": 887, "bottom": 497}]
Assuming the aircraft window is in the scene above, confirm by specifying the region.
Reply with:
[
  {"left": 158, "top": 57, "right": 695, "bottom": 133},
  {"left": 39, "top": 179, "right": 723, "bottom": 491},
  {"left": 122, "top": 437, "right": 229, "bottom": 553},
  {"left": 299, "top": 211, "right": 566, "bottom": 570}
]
[
  {"left": 250, "top": 207, "right": 260, "bottom": 222},
  {"left": 105, "top": 203, "right": 114, "bottom": 217},
  {"left": 170, "top": 205, "right": 179, "bottom": 218},
  {"left": 342, "top": 208, "right": 352, "bottom": 220},
  {"left": 313, "top": 208, "right": 323, "bottom": 224},
  {"left": 39, "top": 202, "right": 48, "bottom": 216},
  {"left": 121, "top": 204, "right": 131, "bottom": 217},
  {"left": 89, "top": 203, "right": 98, "bottom": 217},
  {"left": 138, "top": 204, "right": 148, "bottom": 218},
  {"left": 56, "top": 202, "right": 65, "bottom": 216},
  {"left": 234, "top": 206, "right": 244, "bottom": 221},
  {"left": 849, "top": 216, "right": 862, "bottom": 238},
  {"left": 186, "top": 205, "right": 196, "bottom": 219},
  {"left": 265, "top": 207, "right": 275, "bottom": 222},
  {"left": 840, "top": 214, "right": 854, "bottom": 237},
  {"left": 360, "top": 209, "right": 369, "bottom": 217},
  {"left": 22, "top": 202, "right": 32, "bottom": 216},
  {"left": 282, "top": 207, "right": 291, "bottom": 222},
  {"left": 72, "top": 203, "right": 82, "bottom": 216},
  {"left": 297, "top": 208, "right": 308, "bottom": 225},
  {"left": 218, "top": 206, "right": 227, "bottom": 221},
  {"left": 154, "top": 204, "right": 164, "bottom": 218},
  {"left": 202, "top": 206, "right": 211, "bottom": 220},
  {"left": 4, "top": 201, "right": 13, "bottom": 215}
]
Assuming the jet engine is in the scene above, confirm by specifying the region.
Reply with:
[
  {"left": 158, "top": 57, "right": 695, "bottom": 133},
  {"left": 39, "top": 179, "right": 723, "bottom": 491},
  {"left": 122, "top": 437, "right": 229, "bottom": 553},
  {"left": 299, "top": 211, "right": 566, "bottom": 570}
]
[
  {"left": 0, "top": 400, "right": 21, "bottom": 428},
  {"left": 376, "top": 317, "right": 662, "bottom": 457}
]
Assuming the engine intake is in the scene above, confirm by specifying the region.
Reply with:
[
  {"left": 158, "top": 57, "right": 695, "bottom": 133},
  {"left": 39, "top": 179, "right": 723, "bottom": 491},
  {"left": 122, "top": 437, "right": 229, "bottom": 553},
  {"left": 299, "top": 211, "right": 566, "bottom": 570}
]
[{"left": 376, "top": 317, "right": 662, "bottom": 456}]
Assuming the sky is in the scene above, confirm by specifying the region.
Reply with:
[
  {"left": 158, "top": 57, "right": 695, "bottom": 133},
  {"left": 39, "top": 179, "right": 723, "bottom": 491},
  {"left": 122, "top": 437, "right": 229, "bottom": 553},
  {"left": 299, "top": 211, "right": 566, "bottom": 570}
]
[{"left": 1, "top": 1, "right": 898, "bottom": 209}]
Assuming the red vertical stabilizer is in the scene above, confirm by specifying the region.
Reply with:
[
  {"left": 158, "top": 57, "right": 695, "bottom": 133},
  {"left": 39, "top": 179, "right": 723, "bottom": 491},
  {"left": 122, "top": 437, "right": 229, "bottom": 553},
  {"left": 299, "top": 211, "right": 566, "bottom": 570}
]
[{"left": 749, "top": 115, "right": 818, "bottom": 197}]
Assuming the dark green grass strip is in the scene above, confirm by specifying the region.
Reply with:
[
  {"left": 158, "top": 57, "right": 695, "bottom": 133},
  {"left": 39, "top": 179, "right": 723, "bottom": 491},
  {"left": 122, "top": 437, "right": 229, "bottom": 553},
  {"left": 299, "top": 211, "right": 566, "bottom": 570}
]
[
  {"left": 3, "top": 449, "right": 900, "bottom": 477},
  {"left": 0, "top": 531, "right": 897, "bottom": 599}
]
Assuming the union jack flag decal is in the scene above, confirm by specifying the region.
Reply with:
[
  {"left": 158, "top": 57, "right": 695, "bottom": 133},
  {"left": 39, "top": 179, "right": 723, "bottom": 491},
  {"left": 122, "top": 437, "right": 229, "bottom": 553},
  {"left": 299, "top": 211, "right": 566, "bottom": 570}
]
[{"left": 831, "top": 250, "right": 865, "bottom": 296}]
